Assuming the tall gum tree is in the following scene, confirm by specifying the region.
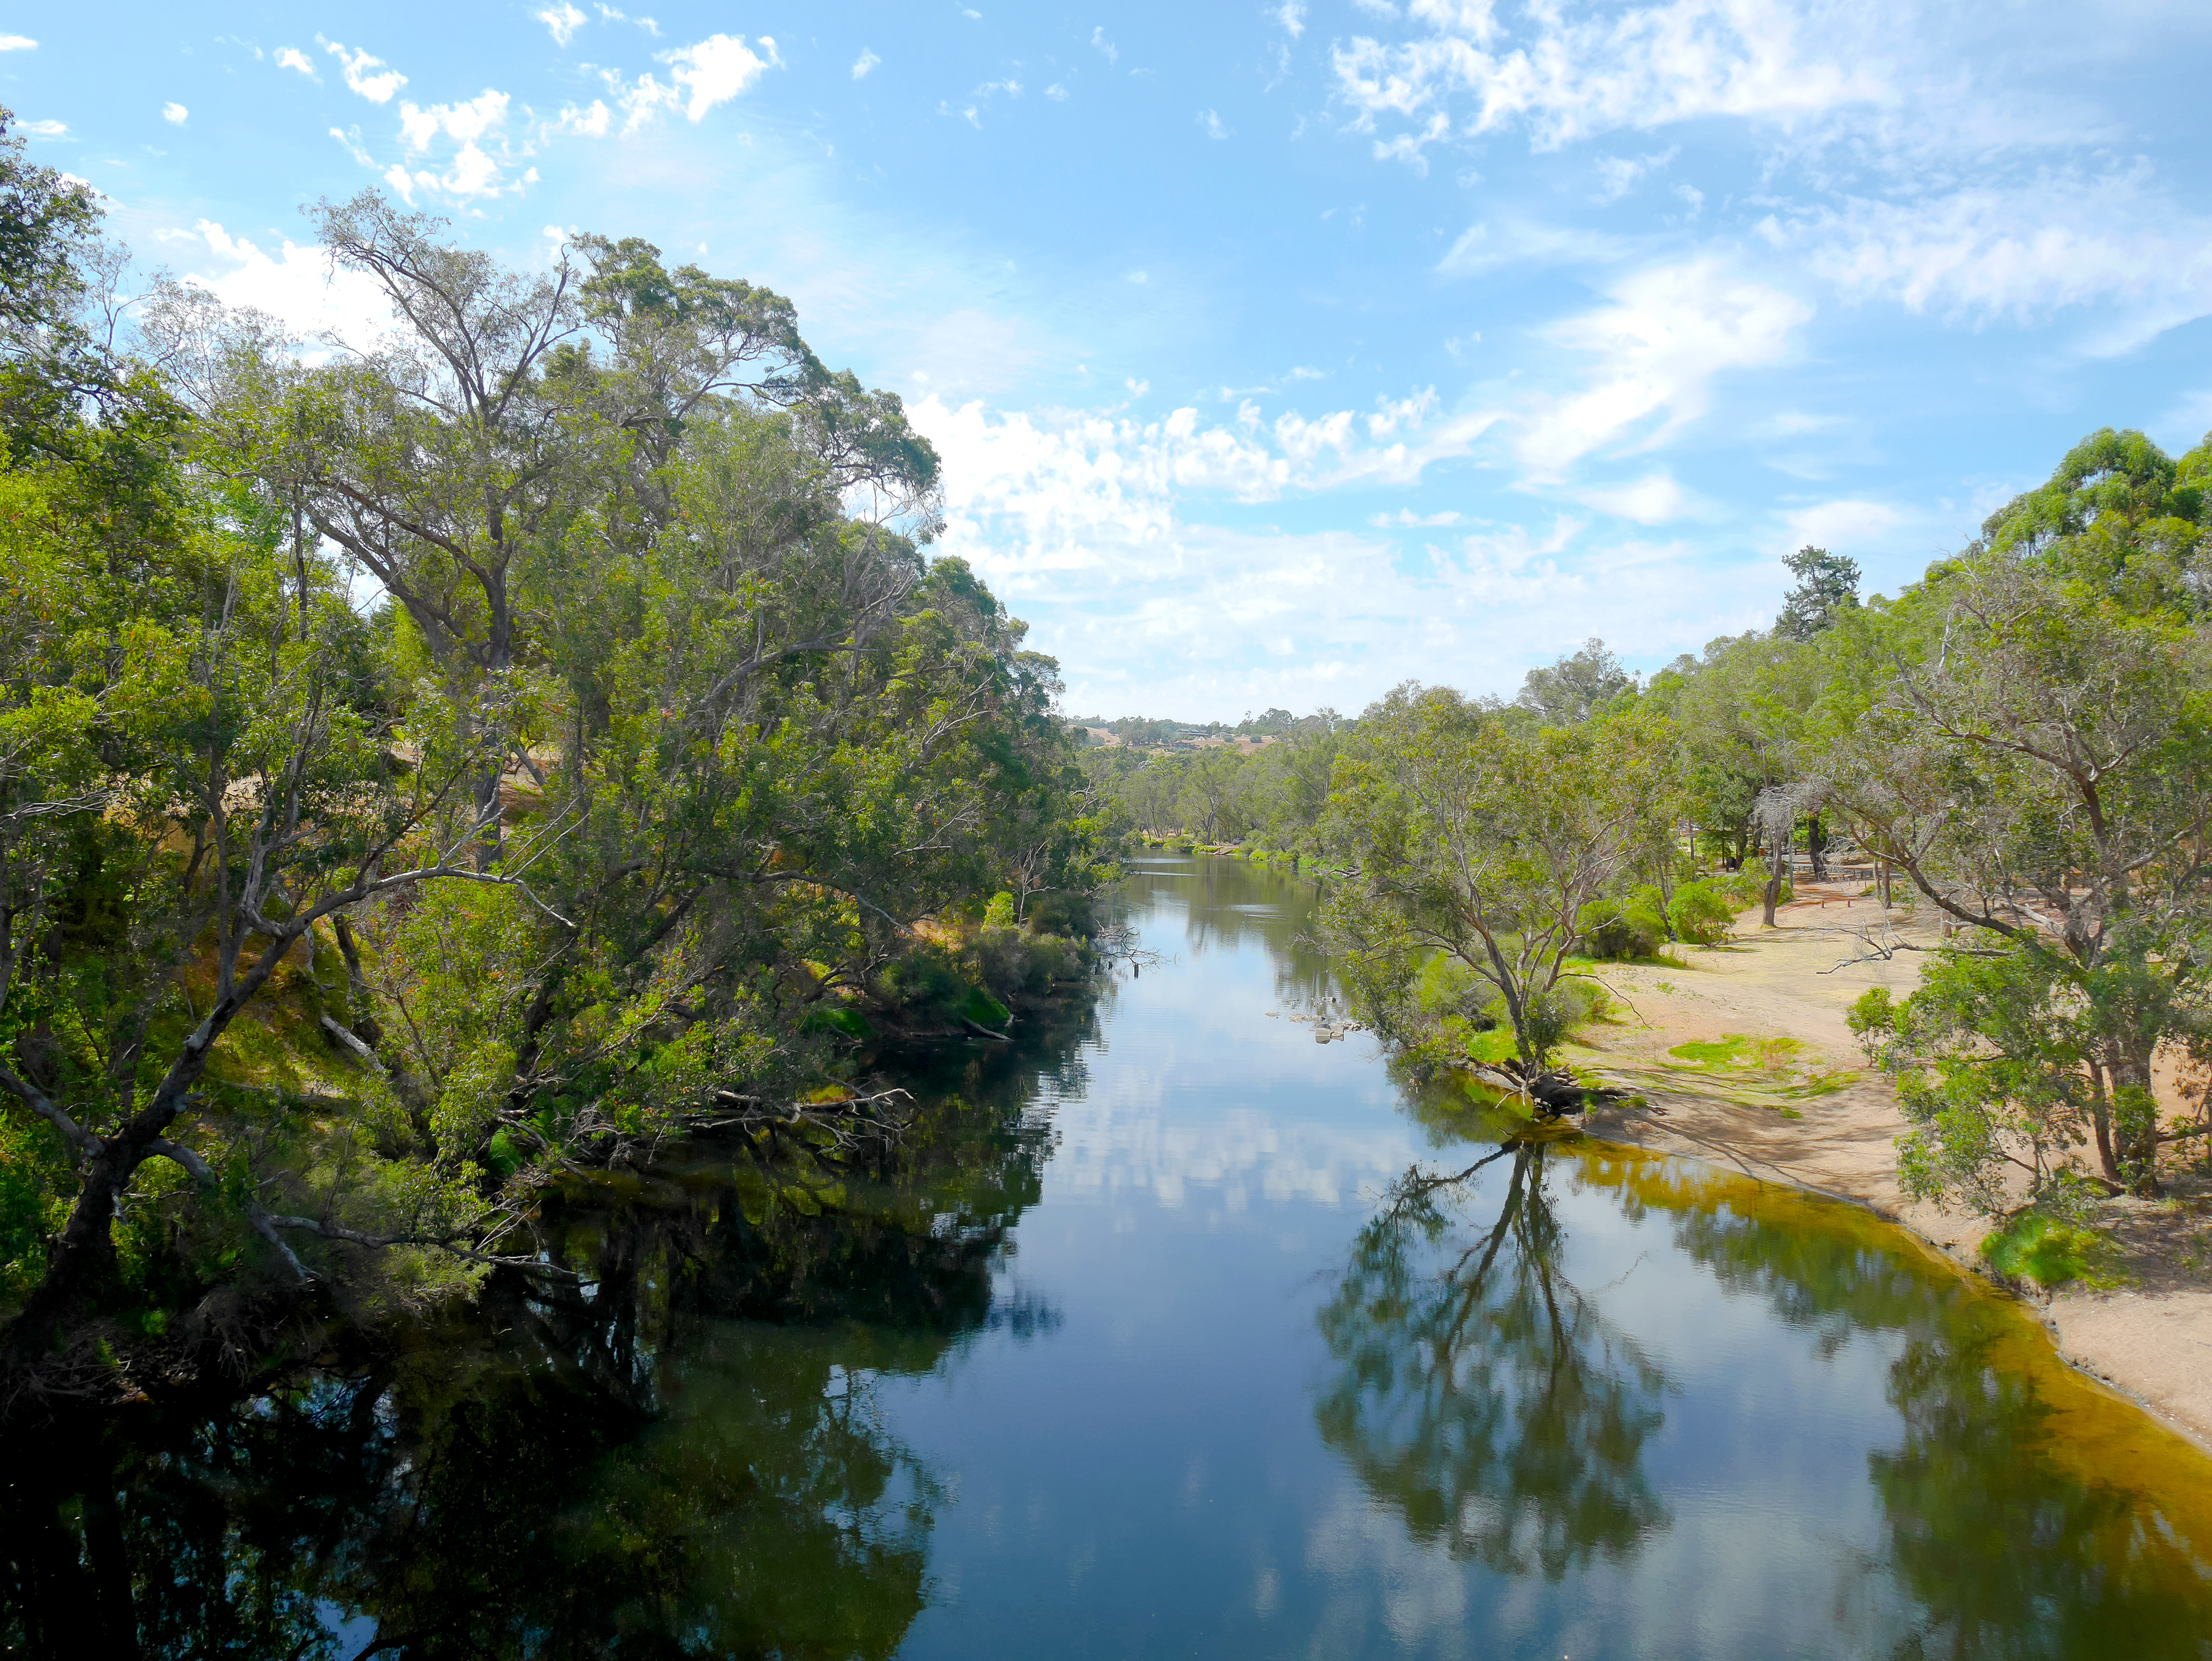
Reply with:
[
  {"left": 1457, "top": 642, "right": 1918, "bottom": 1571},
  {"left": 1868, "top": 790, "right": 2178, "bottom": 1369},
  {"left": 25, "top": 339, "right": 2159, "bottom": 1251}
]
[
  {"left": 1322, "top": 685, "right": 1663, "bottom": 1088},
  {"left": 1825, "top": 430, "right": 2212, "bottom": 1199}
]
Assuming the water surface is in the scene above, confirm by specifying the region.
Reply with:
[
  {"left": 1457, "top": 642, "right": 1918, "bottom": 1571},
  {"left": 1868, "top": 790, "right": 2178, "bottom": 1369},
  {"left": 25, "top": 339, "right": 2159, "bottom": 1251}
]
[{"left": 7, "top": 853, "right": 2211, "bottom": 1658}]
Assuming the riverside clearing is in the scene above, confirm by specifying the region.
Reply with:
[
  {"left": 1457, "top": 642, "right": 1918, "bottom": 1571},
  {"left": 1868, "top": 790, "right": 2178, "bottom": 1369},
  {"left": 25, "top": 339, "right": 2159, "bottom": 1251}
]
[{"left": 1573, "top": 886, "right": 2212, "bottom": 1455}]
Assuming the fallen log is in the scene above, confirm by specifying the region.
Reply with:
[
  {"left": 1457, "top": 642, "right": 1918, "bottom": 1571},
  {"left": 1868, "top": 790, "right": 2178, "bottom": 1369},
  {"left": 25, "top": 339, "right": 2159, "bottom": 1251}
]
[{"left": 1464, "top": 1057, "right": 1632, "bottom": 1120}]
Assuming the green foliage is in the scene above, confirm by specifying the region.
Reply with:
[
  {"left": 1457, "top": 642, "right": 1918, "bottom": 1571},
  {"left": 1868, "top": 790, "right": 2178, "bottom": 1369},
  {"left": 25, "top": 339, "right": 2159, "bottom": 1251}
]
[
  {"left": 1774, "top": 544, "right": 1861, "bottom": 640},
  {"left": 1978, "top": 1210, "right": 2120, "bottom": 1290},
  {"left": 1666, "top": 879, "right": 1735, "bottom": 945},
  {"left": 1580, "top": 885, "right": 1668, "bottom": 960},
  {"left": 1322, "top": 684, "right": 1663, "bottom": 1070},
  {"left": 0, "top": 186, "right": 1108, "bottom": 1377}
]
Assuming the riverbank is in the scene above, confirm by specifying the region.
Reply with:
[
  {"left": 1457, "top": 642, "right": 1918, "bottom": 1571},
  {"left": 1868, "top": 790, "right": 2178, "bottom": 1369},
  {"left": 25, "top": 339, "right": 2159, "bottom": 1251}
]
[{"left": 1568, "top": 887, "right": 2212, "bottom": 1456}]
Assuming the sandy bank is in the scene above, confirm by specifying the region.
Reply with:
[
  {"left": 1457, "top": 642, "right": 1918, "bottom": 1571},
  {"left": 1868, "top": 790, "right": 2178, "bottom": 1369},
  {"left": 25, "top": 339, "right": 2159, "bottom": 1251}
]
[{"left": 1566, "top": 888, "right": 2212, "bottom": 1456}]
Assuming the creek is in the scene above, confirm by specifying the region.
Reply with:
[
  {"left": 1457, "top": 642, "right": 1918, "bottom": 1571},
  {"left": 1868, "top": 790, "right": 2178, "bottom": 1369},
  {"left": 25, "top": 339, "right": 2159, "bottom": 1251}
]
[{"left": 6, "top": 853, "right": 2211, "bottom": 1658}]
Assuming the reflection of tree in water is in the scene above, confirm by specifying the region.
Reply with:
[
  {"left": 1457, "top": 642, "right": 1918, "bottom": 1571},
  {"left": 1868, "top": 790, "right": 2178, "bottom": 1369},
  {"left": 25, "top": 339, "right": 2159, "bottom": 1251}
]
[
  {"left": 1, "top": 1022, "right": 1083, "bottom": 1659},
  {"left": 1123, "top": 853, "right": 1335, "bottom": 1007},
  {"left": 1316, "top": 1138, "right": 1670, "bottom": 1579},
  {"left": 1574, "top": 1152, "right": 2212, "bottom": 1659}
]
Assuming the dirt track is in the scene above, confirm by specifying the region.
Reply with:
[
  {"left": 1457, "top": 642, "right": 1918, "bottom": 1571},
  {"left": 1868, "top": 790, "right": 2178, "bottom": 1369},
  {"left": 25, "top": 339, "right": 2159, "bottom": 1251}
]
[{"left": 1568, "top": 888, "right": 2212, "bottom": 1455}]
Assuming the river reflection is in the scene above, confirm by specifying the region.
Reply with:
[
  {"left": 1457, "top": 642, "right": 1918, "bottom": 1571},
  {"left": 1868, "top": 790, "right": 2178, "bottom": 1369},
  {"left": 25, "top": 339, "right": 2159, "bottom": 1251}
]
[
  {"left": 1317, "top": 1141, "right": 1671, "bottom": 1580},
  {"left": 6, "top": 855, "right": 2212, "bottom": 1658}
]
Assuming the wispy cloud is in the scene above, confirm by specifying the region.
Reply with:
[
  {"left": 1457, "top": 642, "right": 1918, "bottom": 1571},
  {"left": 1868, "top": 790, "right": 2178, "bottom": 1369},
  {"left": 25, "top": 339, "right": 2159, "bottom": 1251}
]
[
  {"left": 274, "top": 45, "right": 316, "bottom": 79},
  {"left": 319, "top": 38, "right": 407, "bottom": 104},
  {"left": 852, "top": 47, "right": 880, "bottom": 79},
  {"left": 1517, "top": 257, "right": 1811, "bottom": 475},
  {"left": 1330, "top": 0, "right": 1885, "bottom": 152},
  {"left": 535, "top": 4, "right": 587, "bottom": 46},
  {"left": 1199, "top": 109, "right": 1229, "bottom": 140},
  {"left": 162, "top": 102, "right": 189, "bottom": 125}
]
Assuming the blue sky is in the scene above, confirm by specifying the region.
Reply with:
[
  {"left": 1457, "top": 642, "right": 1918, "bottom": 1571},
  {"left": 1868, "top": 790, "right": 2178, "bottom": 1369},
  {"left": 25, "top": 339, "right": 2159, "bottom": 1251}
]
[{"left": 13, "top": 2, "right": 2212, "bottom": 717}]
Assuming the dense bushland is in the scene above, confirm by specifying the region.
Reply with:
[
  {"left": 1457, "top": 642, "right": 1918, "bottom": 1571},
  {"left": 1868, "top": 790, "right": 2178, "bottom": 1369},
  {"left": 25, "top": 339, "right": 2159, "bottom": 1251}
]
[{"left": 0, "top": 120, "right": 1113, "bottom": 1401}]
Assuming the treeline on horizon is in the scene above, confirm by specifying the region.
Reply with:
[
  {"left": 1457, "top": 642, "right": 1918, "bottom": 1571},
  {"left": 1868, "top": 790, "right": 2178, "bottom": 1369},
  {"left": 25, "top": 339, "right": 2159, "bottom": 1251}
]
[{"left": 0, "top": 114, "right": 1116, "bottom": 1398}]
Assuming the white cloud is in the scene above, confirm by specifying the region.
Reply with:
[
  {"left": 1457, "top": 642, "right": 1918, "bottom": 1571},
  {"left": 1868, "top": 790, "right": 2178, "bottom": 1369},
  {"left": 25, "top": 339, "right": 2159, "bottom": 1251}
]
[
  {"left": 1580, "top": 471, "right": 1696, "bottom": 523},
  {"left": 852, "top": 47, "right": 880, "bottom": 79},
  {"left": 1436, "top": 219, "right": 1633, "bottom": 276},
  {"left": 1092, "top": 27, "right": 1119, "bottom": 65},
  {"left": 321, "top": 38, "right": 407, "bottom": 104},
  {"left": 672, "top": 34, "right": 781, "bottom": 118},
  {"left": 1046, "top": 82, "right": 1068, "bottom": 100},
  {"left": 1199, "top": 109, "right": 1230, "bottom": 139},
  {"left": 21, "top": 119, "right": 64, "bottom": 137},
  {"left": 398, "top": 90, "right": 510, "bottom": 155},
  {"left": 0, "top": 35, "right": 34, "bottom": 51},
  {"left": 162, "top": 102, "right": 189, "bottom": 125},
  {"left": 536, "top": 4, "right": 587, "bottom": 45},
  {"left": 618, "top": 33, "right": 779, "bottom": 128},
  {"left": 1781, "top": 497, "right": 1902, "bottom": 552},
  {"left": 1765, "top": 166, "right": 2212, "bottom": 353},
  {"left": 1127, "top": 377, "right": 1150, "bottom": 397},
  {"left": 1518, "top": 256, "right": 1811, "bottom": 474},
  {"left": 1331, "top": 0, "right": 1885, "bottom": 153},
  {"left": 911, "top": 391, "right": 1747, "bottom": 712},
  {"left": 1352, "top": 0, "right": 1400, "bottom": 15},
  {"left": 552, "top": 99, "right": 612, "bottom": 137},
  {"left": 1593, "top": 146, "right": 1676, "bottom": 202},
  {"left": 329, "top": 127, "right": 376, "bottom": 167},
  {"left": 174, "top": 221, "right": 395, "bottom": 348},
  {"left": 1272, "top": 2, "right": 1308, "bottom": 38},
  {"left": 274, "top": 45, "right": 315, "bottom": 78},
  {"left": 1371, "top": 508, "right": 1464, "bottom": 526},
  {"left": 1373, "top": 111, "right": 1452, "bottom": 172}
]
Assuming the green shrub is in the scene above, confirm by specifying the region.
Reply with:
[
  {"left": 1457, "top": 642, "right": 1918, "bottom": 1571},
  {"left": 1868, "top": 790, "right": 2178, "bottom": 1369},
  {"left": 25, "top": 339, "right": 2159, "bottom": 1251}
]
[
  {"left": 1580, "top": 884, "right": 1668, "bottom": 958},
  {"left": 802, "top": 1004, "right": 875, "bottom": 1041},
  {"left": 1667, "top": 879, "right": 1734, "bottom": 945},
  {"left": 983, "top": 891, "right": 1017, "bottom": 928},
  {"left": 1978, "top": 1211, "right": 2117, "bottom": 1290},
  {"left": 1024, "top": 891, "right": 1097, "bottom": 937},
  {"left": 959, "top": 985, "right": 1012, "bottom": 1030}
]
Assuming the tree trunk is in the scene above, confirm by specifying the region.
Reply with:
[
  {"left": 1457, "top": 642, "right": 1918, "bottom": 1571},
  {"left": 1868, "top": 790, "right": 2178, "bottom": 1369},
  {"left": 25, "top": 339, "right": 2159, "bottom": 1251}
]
[
  {"left": 2108, "top": 1046, "right": 2165, "bottom": 1198},
  {"left": 1807, "top": 813, "right": 1827, "bottom": 880}
]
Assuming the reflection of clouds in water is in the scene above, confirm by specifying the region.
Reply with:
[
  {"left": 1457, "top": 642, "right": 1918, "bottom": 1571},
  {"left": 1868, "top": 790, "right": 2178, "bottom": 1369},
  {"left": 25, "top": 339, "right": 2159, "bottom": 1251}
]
[
  {"left": 1303, "top": 1490, "right": 1479, "bottom": 1659},
  {"left": 1300, "top": 1463, "right": 1902, "bottom": 1659},
  {"left": 1035, "top": 1067, "right": 1418, "bottom": 1210}
]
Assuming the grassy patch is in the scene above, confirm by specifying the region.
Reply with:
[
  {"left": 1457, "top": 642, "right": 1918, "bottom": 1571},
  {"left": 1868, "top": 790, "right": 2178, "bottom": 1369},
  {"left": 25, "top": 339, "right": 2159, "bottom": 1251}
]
[
  {"left": 1980, "top": 1212, "right": 2126, "bottom": 1291},
  {"left": 1665, "top": 1033, "right": 1852, "bottom": 1096},
  {"left": 1653, "top": 1032, "right": 1852, "bottom": 1116}
]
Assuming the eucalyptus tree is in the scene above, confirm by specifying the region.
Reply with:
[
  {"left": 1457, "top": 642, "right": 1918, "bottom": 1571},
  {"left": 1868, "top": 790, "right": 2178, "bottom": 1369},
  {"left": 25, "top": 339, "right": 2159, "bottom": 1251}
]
[
  {"left": 1, "top": 186, "right": 1098, "bottom": 1399},
  {"left": 1322, "top": 684, "right": 1663, "bottom": 1085},
  {"left": 1514, "top": 636, "right": 1632, "bottom": 726},
  {"left": 1830, "top": 436, "right": 2212, "bottom": 1201},
  {"left": 1773, "top": 544, "right": 1861, "bottom": 640},
  {"left": 0, "top": 436, "right": 543, "bottom": 1383},
  {"left": 1649, "top": 631, "right": 1821, "bottom": 897},
  {"left": 153, "top": 192, "right": 943, "bottom": 869}
]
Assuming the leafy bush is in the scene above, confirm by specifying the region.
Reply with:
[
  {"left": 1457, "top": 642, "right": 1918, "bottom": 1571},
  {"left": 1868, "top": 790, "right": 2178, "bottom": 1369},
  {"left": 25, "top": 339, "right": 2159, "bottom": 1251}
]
[
  {"left": 1978, "top": 1211, "right": 2117, "bottom": 1290},
  {"left": 1667, "top": 879, "right": 1735, "bottom": 945},
  {"left": 983, "top": 891, "right": 1017, "bottom": 928},
  {"left": 1579, "top": 885, "right": 1668, "bottom": 959}
]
